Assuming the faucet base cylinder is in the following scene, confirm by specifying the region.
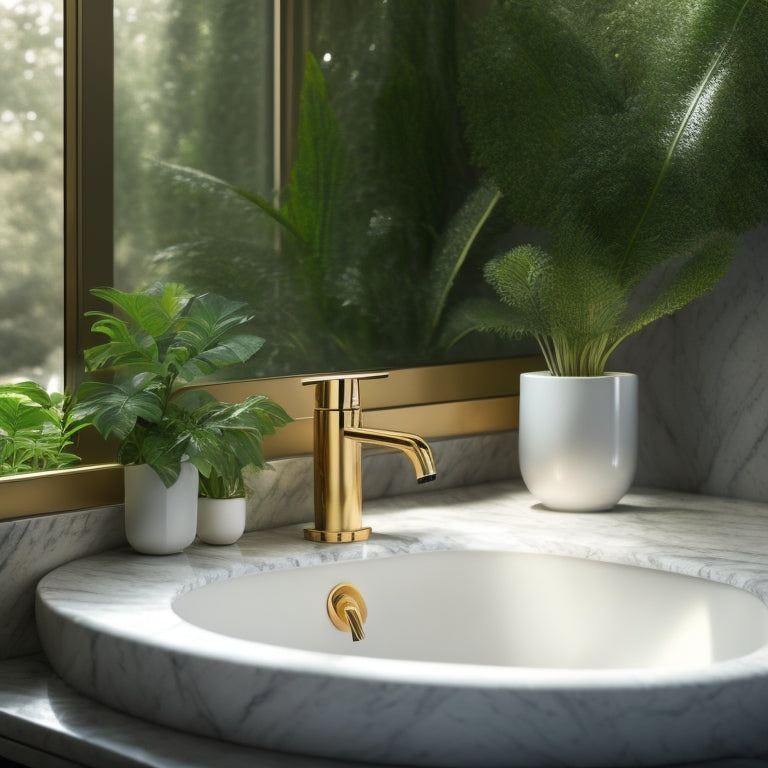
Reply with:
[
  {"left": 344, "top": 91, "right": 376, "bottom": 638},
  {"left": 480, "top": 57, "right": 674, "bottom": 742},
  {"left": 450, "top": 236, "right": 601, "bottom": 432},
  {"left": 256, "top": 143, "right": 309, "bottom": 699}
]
[{"left": 304, "top": 527, "right": 371, "bottom": 543}]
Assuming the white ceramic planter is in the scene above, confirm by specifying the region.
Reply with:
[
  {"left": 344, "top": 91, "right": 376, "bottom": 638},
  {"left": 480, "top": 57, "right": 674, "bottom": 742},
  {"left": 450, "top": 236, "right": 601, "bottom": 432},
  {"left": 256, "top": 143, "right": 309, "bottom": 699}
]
[
  {"left": 196, "top": 497, "right": 246, "bottom": 545},
  {"left": 123, "top": 462, "right": 199, "bottom": 555},
  {"left": 519, "top": 371, "right": 638, "bottom": 511}
]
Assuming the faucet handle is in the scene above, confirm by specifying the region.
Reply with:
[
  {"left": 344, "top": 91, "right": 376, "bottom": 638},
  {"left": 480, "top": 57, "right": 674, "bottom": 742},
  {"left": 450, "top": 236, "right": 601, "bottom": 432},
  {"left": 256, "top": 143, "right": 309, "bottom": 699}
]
[{"left": 301, "top": 372, "right": 388, "bottom": 410}]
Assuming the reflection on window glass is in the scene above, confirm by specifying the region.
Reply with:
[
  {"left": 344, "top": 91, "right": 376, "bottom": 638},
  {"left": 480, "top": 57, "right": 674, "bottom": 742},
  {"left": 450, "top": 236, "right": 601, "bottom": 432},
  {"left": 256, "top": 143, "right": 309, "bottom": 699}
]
[
  {"left": 0, "top": 0, "right": 63, "bottom": 389},
  {"left": 113, "top": 1, "right": 522, "bottom": 379}
]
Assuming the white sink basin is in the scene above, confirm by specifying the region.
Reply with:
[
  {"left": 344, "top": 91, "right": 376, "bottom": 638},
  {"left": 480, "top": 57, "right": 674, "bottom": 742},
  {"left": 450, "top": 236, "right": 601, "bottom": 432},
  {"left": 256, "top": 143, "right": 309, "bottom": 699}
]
[{"left": 174, "top": 549, "right": 768, "bottom": 671}]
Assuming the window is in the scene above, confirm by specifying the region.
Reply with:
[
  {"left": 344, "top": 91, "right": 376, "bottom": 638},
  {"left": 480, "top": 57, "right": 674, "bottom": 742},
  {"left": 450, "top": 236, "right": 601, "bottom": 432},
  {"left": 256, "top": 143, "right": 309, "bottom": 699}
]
[
  {"left": 0, "top": 0, "right": 64, "bottom": 389},
  {"left": 0, "top": 0, "right": 534, "bottom": 518}
]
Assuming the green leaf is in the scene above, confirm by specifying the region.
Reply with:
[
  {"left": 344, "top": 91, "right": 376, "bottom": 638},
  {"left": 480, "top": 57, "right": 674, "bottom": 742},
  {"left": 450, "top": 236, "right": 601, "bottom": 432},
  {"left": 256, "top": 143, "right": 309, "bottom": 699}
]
[
  {"left": 459, "top": 0, "right": 622, "bottom": 229},
  {"left": 424, "top": 184, "right": 501, "bottom": 343},
  {"left": 616, "top": 0, "right": 761, "bottom": 281},
  {"left": 173, "top": 294, "right": 262, "bottom": 385},
  {"left": 0, "top": 381, "right": 53, "bottom": 408},
  {"left": 484, "top": 244, "right": 552, "bottom": 333},
  {"left": 460, "top": 0, "right": 768, "bottom": 373},
  {"left": 618, "top": 232, "right": 736, "bottom": 345},
  {"left": 90, "top": 284, "right": 190, "bottom": 340},
  {"left": 137, "top": 430, "right": 187, "bottom": 487},
  {"left": 72, "top": 375, "right": 165, "bottom": 441},
  {"left": 440, "top": 297, "right": 535, "bottom": 348},
  {"left": 284, "top": 52, "right": 349, "bottom": 276},
  {"left": 153, "top": 160, "right": 307, "bottom": 244},
  {"left": 0, "top": 397, "right": 51, "bottom": 437}
]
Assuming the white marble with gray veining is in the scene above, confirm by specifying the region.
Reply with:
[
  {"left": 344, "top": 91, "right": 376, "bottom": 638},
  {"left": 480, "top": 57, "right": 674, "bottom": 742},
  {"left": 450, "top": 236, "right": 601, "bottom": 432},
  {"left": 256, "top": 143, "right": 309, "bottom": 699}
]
[
  {"left": 0, "top": 504, "right": 125, "bottom": 661},
  {"left": 31, "top": 481, "right": 768, "bottom": 767},
  {"left": 612, "top": 223, "right": 768, "bottom": 503}
]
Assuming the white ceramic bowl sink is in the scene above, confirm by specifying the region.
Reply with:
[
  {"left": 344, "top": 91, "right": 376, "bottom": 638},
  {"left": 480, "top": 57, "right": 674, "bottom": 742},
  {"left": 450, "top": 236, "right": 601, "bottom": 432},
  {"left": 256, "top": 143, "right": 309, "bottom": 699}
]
[
  {"left": 174, "top": 549, "right": 768, "bottom": 670},
  {"left": 36, "top": 546, "right": 768, "bottom": 767}
]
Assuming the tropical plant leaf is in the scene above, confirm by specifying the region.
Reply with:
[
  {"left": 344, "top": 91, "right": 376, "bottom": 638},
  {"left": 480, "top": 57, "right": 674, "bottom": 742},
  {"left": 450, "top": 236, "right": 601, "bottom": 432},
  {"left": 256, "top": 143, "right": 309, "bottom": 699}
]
[
  {"left": 90, "top": 284, "right": 190, "bottom": 341},
  {"left": 459, "top": 0, "right": 768, "bottom": 375},
  {"left": 0, "top": 397, "right": 51, "bottom": 436},
  {"left": 618, "top": 232, "right": 736, "bottom": 345},
  {"left": 484, "top": 244, "right": 552, "bottom": 331},
  {"left": 72, "top": 375, "right": 165, "bottom": 441},
  {"left": 439, "top": 297, "right": 536, "bottom": 349},
  {"left": 0, "top": 381, "right": 52, "bottom": 408},
  {"left": 459, "top": 0, "right": 622, "bottom": 230},
  {"left": 424, "top": 184, "right": 501, "bottom": 344},
  {"left": 0, "top": 384, "right": 87, "bottom": 475},
  {"left": 173, "top": 390, "right": 291, "bottom": 495},
  {"left": 153, "top": 160, "right": 306, "bottom": 244},
  {"left": 136, "top": 429, "right": 188, "bottom": 487},
  {"left": 284, "top": 52, "right": 348, "bottom": 273}
]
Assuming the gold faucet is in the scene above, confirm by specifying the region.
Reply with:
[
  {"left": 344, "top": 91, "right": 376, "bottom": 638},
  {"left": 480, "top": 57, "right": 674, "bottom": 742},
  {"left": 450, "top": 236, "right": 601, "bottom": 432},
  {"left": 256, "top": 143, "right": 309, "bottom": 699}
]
[
  {"left": 302, "top": 373, "right": 436, "bottom": 542},
  {"left": 327, "top": 583, "right": 368, "bottom": 641}
]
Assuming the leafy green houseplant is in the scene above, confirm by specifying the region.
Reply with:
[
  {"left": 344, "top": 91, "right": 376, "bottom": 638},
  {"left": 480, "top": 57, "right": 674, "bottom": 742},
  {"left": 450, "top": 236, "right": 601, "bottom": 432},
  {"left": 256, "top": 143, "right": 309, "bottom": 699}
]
[
  {"left": 1, "top": 382, "right": 86, "bottom": 475},
  {"left": 456, "top": 0, "right": 768, "bottom": 377},
  {"left": 452, "top": 0, "right": 768, "bottom": 511},
  {"left": 73, "top": 283, "right": 290, "bottom": 486},
  {"left": 72, "top": 283, "right": 291, "bottom": 553}
]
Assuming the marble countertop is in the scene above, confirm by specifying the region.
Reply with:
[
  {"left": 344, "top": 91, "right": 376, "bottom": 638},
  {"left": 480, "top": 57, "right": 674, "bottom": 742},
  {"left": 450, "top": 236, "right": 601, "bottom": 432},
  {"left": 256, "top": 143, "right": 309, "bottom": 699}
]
[{"left": 6, "top": 480, "right": 768, "bottom": 767}]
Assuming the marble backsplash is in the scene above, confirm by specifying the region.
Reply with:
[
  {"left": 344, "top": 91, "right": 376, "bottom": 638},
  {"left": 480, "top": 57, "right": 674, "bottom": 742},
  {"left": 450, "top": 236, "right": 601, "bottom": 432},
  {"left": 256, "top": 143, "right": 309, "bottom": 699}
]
[
  {"left": 0, "top": 431, "right": 518, "bottom": 661},
  {"left": 612, "top": 222, "right": 768, "bottom": 503}
]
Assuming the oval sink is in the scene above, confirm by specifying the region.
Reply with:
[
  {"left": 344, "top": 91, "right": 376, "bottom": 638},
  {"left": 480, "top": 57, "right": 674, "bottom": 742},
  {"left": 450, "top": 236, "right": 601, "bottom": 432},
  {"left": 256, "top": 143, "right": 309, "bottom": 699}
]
[
  {"left": 174, "top": 549, "right": 768, "bottom": 671},
  {"left": 37, "top": 543, "right": 768, "bottom": 767}
]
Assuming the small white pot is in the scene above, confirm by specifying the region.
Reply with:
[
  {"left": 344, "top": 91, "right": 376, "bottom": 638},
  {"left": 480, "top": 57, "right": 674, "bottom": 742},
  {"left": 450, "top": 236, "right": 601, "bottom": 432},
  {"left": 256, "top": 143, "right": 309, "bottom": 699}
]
[
  {"left": 197, "top": 497, "right": 246, "bottom": 545},
  {"left": 519, "top": 371, "right": 638, "bottom": 511},
  {"left": 123, "top": 463, "right": 199, "bottom": 555}
]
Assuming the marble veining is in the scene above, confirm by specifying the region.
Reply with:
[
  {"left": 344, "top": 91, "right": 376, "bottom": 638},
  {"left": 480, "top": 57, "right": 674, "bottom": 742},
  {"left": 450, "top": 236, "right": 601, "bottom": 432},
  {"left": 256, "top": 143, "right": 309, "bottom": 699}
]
[
  {"left": 612, "top": 222, "right": 768, "bottom": 503},
  {"left": 32, "top": 481, "right": 768, "bottom": 767},
  {"left": 0, "top": 504, "right": 125, "bottom": 661}
]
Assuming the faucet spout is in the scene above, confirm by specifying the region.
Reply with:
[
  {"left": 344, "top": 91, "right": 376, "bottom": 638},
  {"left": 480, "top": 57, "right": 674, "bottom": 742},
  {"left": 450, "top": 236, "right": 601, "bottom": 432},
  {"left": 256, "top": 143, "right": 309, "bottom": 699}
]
[
  {"left": 343, "top": 604, "right": 366, "bottom": 642},
  {"left": 344, "top": 426, "right": 437, "bottom": 483}
]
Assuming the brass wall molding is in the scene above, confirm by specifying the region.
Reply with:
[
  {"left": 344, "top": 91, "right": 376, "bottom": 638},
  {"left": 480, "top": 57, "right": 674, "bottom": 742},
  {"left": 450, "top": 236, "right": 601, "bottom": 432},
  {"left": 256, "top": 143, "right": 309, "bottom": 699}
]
[{"left": 0, "top": 357, "right": 541, "bottom": 521}]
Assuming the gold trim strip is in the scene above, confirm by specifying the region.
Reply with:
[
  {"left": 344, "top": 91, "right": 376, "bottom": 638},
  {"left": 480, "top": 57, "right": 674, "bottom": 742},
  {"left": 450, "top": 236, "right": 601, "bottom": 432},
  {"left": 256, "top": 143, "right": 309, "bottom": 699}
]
[
  {"left": 0, "top": 464, "right": 123, "bottom": 521},
  {"left": 198, "top": 356, "right": 541, "bottom": 415},
  {"left": 262, "top": 395, "right": 519, "bottom": 458}
]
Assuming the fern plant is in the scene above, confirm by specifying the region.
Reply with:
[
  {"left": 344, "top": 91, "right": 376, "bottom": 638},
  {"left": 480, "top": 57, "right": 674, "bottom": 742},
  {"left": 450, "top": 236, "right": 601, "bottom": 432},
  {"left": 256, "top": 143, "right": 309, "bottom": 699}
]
[
  {"left": 72, "top": 283, "right": 290, "bottom": 487},
  {"left": 0, "top": 382, "right": 86, "bottom": 475},
  {"left": 455, "top": 0, "right": 768, "bottom": 376}
]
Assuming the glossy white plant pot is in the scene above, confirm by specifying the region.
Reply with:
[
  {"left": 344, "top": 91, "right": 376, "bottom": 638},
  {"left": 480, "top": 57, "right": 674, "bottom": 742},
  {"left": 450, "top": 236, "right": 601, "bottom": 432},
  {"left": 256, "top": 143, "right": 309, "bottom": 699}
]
[
  {"left": 519, "top": 371, "right": 638, "bottom": 511},
  {"left": 196, "top": 497, "right": 246, "bottom": 546},
  {"left": 123, "top": 463, "right": 199, "bottom": 555}
]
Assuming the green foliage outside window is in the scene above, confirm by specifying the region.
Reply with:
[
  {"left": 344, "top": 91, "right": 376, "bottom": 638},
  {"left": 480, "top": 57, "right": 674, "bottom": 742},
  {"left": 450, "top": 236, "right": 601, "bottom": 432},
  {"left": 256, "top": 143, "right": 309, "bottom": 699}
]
[{"left": 0, "top": 382, "right": 85, "bottom": 475}]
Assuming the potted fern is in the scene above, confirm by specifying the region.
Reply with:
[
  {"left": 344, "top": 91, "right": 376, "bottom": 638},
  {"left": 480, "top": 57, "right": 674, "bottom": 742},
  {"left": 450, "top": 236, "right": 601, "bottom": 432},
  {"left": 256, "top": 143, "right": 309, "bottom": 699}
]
[
  {"left": 456, "top": 0, "right": 768, "bottom": 510},
  {"left": 73, "top": 283, "right": 290, "bottom": 554}
]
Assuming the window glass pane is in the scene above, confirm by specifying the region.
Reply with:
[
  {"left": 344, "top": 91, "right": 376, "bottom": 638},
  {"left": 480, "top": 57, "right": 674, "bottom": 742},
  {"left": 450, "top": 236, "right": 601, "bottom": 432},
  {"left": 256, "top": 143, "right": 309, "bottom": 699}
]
[
  {"left": 0, "top": 0, "right": 63, "bottom": 389},
  {"left": 112, "top": 1, "right": 526, "bottom": 380},
  {"left": 113, "top": 0, "right": 274, "bottom": 295}
]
